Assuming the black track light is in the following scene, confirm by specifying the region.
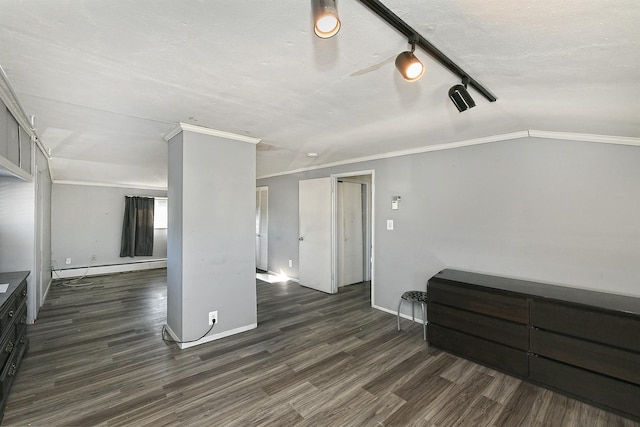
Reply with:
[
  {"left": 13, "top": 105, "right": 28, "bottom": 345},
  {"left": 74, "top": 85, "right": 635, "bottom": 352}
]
[
  {"left": 312, "top": 0, "right": 341, "bottom": 39},
  {"left": 395, "top": 38, "right": 424, "bottom": 82},
  {"left": 449, "top": 77, "right": 476, "bottom": 112}
]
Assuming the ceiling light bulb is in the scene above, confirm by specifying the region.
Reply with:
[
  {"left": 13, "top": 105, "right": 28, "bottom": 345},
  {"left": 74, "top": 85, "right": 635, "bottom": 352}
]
[
  {"left": 312, "top": 0, "right": 341, "bottom": 39},
  {"left": 316, "top": 15, "right": 339, "bottom": 36},
  {"left": 395, "top": 51, "right": 424, "bottom": 82},
  {"left": 405, "top": 62, "right": 424, "bottom": 80}
]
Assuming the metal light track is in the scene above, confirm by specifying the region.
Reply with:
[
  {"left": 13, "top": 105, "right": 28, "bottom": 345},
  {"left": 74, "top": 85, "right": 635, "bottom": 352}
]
[{"left": 357, "top": 0, "right": 497, "bottom": 102}]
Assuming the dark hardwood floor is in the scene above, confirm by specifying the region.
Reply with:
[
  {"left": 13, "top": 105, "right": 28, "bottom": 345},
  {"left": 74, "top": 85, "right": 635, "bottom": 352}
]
[{"left": 3, "top": 269, "right": 638, "bottom": 426}]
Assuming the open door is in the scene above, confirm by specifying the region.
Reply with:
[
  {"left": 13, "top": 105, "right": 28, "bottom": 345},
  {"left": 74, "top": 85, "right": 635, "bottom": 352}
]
[
  {"left": 255, "top": 187, "right": 268, "bottom": 271},
  {"left": 298, "top": 177, "right": 334, "bottom": 294}
]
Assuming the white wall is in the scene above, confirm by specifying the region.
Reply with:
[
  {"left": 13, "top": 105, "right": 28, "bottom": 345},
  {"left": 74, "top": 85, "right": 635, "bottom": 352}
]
[
  {"left": 257, "top": 137, "right": 640, "bottom": 316},
  {"left": 51, "top": 183, "right": 167, "bottom": 273}
]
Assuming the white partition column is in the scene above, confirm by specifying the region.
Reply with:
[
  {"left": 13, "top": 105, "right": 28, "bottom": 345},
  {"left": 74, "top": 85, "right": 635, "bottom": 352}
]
[{"left": 165, "top": 123, "right": 259, "bottom": 349}]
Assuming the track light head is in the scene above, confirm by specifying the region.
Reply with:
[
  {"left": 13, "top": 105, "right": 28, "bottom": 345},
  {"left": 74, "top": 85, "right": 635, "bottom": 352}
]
[
  {"left": 395, "top": 38, "right": 424, "bottom": 82},
  {"left": 312, "top": 0, "right": 341, "bottom": 39},
  {"left": 395, "top": 51, "right": 424, "bottom": 82},
  {"left": 448, "top": 77, "right": 476, "bottom": 112}
]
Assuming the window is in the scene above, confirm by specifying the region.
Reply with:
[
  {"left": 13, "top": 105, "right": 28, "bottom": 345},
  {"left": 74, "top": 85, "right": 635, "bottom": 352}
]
[{"left": 154, "top": 197, "right": 168, "bottom": 229}]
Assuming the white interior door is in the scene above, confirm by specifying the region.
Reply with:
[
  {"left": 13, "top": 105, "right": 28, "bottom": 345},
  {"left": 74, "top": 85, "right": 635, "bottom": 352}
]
[
  {"left": 337, "top": 181, "right": 364, "bottom": 287},
  {"left": 255, "top": 187, "right": 268, "bottom": 271},
  {"left": 299, "top": 177, "right": 334, "bottom": 294}
]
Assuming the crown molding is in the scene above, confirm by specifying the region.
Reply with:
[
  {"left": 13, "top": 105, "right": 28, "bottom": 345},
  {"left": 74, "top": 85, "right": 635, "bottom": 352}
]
[
  {"left": 527, "top": 130, "right": 640, "bottom": 146},
  {"left": 164, "top": 122, "right": 261, "bottom": 144},
  {"left": 53, "top": 179, "right": 168, "bottom": 191},
  {"left": 257, "top": 130, "right": 639, "bottom": 180},
  {"left": 257, "top": 131, "right": 530, "bottom": 179}
]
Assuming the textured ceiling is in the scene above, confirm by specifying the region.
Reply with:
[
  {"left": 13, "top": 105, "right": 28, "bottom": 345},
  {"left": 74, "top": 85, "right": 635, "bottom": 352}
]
[{"left": 1, "top": 0, "right": 638, "bottom": 188}]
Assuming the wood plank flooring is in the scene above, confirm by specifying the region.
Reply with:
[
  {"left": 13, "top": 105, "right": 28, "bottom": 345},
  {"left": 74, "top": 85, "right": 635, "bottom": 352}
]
[{"left": 3, "top": 269, "right": 638, "bottom": 426}]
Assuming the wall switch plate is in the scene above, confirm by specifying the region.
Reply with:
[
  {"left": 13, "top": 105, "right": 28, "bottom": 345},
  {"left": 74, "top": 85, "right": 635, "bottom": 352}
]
[
  {"left": 208, "top": 311, "right": 218, "bottom": 325},
  {"left": 387, "top": 220, "right": 394, "bottom": 230},
  {"left": 65, "top": 258, "right": 72, "bottom": 265},
  {"left": 289, "top": 259, "right": 293, "bottom": 267}
]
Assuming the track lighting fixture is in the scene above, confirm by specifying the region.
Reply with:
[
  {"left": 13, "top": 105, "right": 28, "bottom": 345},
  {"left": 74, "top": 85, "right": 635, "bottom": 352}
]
[
  {"left": 448, "top": 77, "right": 476, "bottom": 112},
  {"left": 395, "top": 38, "right": 424, "bottom": 82},
  {"left": 312, "top": 0, "right": 341, "bottom": 39}
]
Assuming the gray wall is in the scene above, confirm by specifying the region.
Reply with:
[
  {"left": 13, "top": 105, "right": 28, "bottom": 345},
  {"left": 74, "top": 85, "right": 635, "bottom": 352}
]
[
  {"left": 0, "top": 175, "right": 34, "bottom": 272},
  {"left": 167, "top": 132, "right": 184, "bottom": 337},
  {"left": 168, "top": 130, "right": 257, "bottom": 343},
  {"left": 51, "top": 183, "right": 167, "bottom": 271},
  {"left": 34, "top": 149, "right": 52, "bottom": 312},
  {"left": 257, "top": 137, "right": 640, "bottom": 315}
]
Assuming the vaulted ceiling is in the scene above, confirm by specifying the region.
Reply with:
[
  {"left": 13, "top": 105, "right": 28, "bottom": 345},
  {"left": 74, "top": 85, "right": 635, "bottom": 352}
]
[{"left": 1, "top": 1, "right": 638, "bottom": 189}]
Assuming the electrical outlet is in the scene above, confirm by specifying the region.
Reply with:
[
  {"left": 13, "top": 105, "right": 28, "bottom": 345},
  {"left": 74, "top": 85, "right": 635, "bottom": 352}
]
[
  {"left": 91, "top": 255, "right": 96, "bottom": 261},
  {"left": 208, "top": 311, "right": 218, "bottom": 325},
  {"left": 289, "top": 259, "right": 292, "bottom": 268},
  {"left": 65, "top": 258, "right": 72, "bottom": 265}
]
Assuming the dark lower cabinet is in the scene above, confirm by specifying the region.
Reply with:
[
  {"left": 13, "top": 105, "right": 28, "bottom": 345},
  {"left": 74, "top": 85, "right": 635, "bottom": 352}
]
[
  {"left": 427, "top": 269, "right": 640, "bottom": 421},
  {"left": 0, "top": 271, "right": 29, "bottom": 424}
]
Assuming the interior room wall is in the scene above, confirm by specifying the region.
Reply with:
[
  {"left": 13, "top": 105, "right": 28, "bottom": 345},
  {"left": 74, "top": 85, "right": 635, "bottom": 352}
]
[
  {"left": 167, "top": 129, "right": 257, "bottom": 346},
  {"left": 34, "top": 149, "right": 52, "bottom": 312},
  {"left": 257, "top": 136, "right": 640, "bottom": 315},
  {"left": 51, "top": 183, "right": 167, "bottom": 273},
  {"left": 0, "top": 176, "right": 35, "bottom": 272}
]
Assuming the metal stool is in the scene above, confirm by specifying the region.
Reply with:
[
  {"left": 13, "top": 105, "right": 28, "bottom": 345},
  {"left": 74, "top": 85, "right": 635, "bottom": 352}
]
[{"left": 397, "top": 290, "right": 427, "bottom": 340}]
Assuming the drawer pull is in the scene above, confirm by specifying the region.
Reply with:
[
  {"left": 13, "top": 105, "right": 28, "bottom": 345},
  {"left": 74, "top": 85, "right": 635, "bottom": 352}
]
[
  {"left": 5, "top": 340, "right": 14, "bottom": 353},
  {"left": 22, "top": 290, "right": 27, "bottom": 297},
  {"left": 8, "top": 363, "right": 16, "bottom": 376},
  {"left": 8, "top": 310, "right": 14, "bottom": 318}
]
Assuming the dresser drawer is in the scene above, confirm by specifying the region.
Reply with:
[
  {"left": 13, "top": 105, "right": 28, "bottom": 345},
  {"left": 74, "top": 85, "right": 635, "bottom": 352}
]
[
  {"left": 0, "top": 326, "right": 17, "bottom": 381},
  {"left": 530, "top": 328, "right": 640, "bottom": 385},
  {"left": 428, "top": 281, "right": 529, "bottom": 323},
  {"left": 14, "top": 281, "right": 27, "bottom": 309},
  {"left": 530, "top": 355, "right": 640, "bottom": 420},
  {"left": 0, "top": 296, "right": 16, "bottom": 334},
  {"left": 530, "top": 300, "right": 640, "bottom": 352},
  {"left": 14, "top": 302, "right": 27, "bottom": 341},
  {"left": 428, "top": 323, "right": 529, "bottom": 377},
  {"left": 429, "top": 302, "right": 528, "bottom": 350},
  {"left": 0, "top": 337, "right": 27, "bottom": 400}
]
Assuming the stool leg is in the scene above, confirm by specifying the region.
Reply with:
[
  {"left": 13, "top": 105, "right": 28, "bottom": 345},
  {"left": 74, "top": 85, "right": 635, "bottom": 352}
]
[
  {"left": 397, "top": 298, "right": 403, "bottom": 331},
  {"left": 421, "top": 302, "right": 427, "bottom": 341},
  {"left": 411, "top": 302, "right": 415, "bottom": 323}
]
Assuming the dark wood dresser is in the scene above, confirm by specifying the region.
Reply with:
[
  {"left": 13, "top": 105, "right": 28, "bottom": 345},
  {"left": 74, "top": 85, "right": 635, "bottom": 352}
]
[
  {"left": 427, "top": 269, "right": 640, "bottom": 421},
  {"left": 0, "top": 271, "right": 29, "bottom": 423}
]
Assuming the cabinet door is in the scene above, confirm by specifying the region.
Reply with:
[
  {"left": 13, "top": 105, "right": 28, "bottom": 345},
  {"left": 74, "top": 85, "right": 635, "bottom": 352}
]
[
  {"left": 6, "top": 110, "right": 20, "bottom": 166},
  {"left": 0, "top": 105, "right": 7, "bottom": 160},
  {"left": 19, "top": 126, "right": 31, "bottom": 174}
]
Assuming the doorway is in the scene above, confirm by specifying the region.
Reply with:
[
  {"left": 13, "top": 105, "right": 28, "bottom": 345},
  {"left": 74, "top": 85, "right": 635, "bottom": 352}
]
[
  {"left": 296, "top": 172, "right": 374, "bottom": 301},
  {"left": 332, "top": 171, "right": 373, "bottom": 302},
  {"left": 255, "top": 186, "right": 268, "bottom": 272}
]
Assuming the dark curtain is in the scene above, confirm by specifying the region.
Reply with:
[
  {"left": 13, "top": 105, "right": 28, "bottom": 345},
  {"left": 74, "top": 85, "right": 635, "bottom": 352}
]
[{"left": 120, "top": 196, "right": 155, "bottom": 257}]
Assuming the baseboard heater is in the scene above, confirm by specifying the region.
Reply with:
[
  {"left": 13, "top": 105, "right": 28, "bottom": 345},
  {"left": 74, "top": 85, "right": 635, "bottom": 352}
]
[{"left": 54, "top": 259, "right": 167, "bottom": 279}]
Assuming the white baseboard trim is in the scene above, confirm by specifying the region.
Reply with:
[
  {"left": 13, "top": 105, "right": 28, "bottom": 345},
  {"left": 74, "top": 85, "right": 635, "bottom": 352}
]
[
  {"left": 164, "top": 323, "right": 258, "bottom": 350},
  {"left": 55, "top": 260, "right": 167, "bottom": 279},
  {"left": 372, "top": 303, "right": 426, "bottom": 325}
]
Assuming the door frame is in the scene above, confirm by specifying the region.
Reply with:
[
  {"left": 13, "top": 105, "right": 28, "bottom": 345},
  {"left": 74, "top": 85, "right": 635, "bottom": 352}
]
[
  {"left": 330, "top": 170, "right": 375, "bottom": 304},
  {"left": 256, "top": 186, "right": 268, "bottom": 271}
]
